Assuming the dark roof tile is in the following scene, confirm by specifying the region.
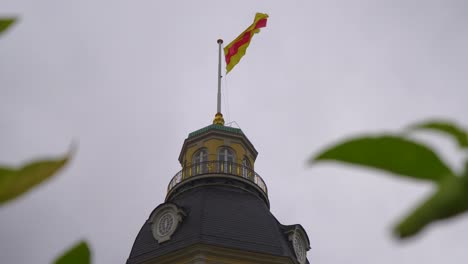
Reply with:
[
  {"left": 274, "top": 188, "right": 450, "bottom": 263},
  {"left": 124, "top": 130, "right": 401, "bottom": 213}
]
[{"left": 127, "top": 185, "right": 309, "bottom": 264}]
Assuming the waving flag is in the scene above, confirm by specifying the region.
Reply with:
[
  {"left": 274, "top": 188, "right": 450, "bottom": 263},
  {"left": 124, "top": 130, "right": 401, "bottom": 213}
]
[{"left": 224, "top": 13, "right": 268, "bottom": 73}]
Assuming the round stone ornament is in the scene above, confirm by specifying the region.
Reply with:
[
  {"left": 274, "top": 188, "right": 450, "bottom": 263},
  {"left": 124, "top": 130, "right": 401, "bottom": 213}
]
[
  {"left": 157, "top": 212, "right": 175, "bottom": 236},
  {"left": 293, "top": 233, "right": 306, "bottom": 264},
  {"left": 149, "top": 203, "right": 185, "bottom": 244}
]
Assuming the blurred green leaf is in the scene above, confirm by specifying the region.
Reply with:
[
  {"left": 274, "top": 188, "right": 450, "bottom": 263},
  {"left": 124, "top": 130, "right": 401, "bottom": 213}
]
[
  {"left": 311, "top": 135, "right": 455, "bottom": 182},
  {"left": 464, "top": 161, "right": 468, "bottom": 179},
  {"left": 408, "top": 120, "right": 468, "bottom": 148},
  {"left": 0, "top": 154, "right": 69, "bottom": 205},
  {"left": 53, "top": 241, "right": 90, "bottom": 264},
  {"left": 0, "top": 18, "right": 16, "bottom": 36},
  {"left": 395, "top": 176, "right": 468, "bottom": 238}
]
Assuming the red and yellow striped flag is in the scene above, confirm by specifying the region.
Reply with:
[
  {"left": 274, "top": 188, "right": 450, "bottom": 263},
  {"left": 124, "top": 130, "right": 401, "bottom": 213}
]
[{"left": 224, "top": 13, "right": 268, "bottom": 73}]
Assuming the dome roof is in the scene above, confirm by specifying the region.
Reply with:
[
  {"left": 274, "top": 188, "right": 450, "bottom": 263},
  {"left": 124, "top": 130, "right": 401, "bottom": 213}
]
[{"left": 127, "top": 183, "right": 310, "bottom": 264}]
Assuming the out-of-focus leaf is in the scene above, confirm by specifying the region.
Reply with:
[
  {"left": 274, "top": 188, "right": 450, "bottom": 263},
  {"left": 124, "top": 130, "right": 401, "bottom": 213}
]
[
  {"left": 0, "top": 154, "right": 69, "bottom": 205},
  {"left": 0, "top": 18, "right": 16, "bottom": 35},
  {"left": 395, "top": 176, "right": 468, "bottom": 238},
  {"left": 462, "top": 161, "right": 468, "bottom": 187},
  {"left": 311, "top": 135, "right": 455, "bottom": 182},
  {"left": 53, "top": 241, "right": 91, "bottom": 264},
  {"left": 408, "top": 120, "right": 468, "bottom": 148}
]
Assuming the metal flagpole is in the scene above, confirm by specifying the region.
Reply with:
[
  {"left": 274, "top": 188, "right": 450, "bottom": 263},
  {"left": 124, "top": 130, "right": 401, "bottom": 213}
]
[
  {"left": 213, "top": 39, "right": 225, "bottom": 126},
  {"left": 217, "top": 39, "right": 223, "bottom": 114}
]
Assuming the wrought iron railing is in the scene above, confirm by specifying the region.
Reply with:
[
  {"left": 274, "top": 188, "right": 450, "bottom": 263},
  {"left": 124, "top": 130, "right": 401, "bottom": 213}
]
[{"left": 167, "top": 160, "right": 268, "bottom": 195}]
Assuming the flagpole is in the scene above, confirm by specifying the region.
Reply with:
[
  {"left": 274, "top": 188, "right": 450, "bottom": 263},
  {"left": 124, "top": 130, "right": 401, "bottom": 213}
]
[
  {"left": 213, "top": 39, "right": 225, "bottom": 125},
  {"left": 217, "top": 39, "right": 223, "bottom": 114}
]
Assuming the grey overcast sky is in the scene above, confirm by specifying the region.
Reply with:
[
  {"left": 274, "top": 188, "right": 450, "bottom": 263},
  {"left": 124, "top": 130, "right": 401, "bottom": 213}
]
[{"left": 1, "top": 0, "right": 468, "bottom": 263}]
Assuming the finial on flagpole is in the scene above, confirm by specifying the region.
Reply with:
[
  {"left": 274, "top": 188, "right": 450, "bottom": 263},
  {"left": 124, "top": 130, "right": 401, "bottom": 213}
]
[
  {"left": 213, "top": 112, "right": 225, "bottom": 126},
  {"left": 213, "top": 39, "right": 225, "bottom": 126}
]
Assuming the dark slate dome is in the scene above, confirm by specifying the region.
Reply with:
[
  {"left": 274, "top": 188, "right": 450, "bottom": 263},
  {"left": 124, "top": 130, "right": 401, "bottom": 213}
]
[{"left": 127, "top": 180, "right": 310, "bottom": 264}]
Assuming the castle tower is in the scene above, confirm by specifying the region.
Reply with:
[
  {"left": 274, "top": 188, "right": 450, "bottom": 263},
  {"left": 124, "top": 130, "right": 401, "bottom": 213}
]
[{"left": 127, "top": 113, "right": 311, "bottom": 264}]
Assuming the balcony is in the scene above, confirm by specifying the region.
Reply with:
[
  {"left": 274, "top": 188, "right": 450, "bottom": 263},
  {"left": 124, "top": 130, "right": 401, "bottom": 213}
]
[{"left": 167, "top": 160, "right": 268, "bottom": 196}]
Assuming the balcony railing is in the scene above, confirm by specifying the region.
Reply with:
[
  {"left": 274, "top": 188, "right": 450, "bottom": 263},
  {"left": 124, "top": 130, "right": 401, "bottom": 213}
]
[{"left": 167, "top": 160, "right": 268, "bottom": 195}]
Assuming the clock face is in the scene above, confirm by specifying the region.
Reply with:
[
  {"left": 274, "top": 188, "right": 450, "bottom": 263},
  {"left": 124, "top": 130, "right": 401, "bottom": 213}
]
[
  {"left": 293, "top": 233, "right": 306, "bottom": 264},
  {"left": 157, "top": 212, "right": 175, "bottom": 236}
]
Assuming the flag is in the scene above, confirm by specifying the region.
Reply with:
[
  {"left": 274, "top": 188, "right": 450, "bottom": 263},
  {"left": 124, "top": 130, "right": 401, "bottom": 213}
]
[{"left": 224, "top": 13, "right": 268, "bottom": 73}]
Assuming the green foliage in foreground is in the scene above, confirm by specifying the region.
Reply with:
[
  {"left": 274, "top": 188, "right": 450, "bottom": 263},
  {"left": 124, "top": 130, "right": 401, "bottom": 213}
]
[
  {"left": 53, "top": 241, "right": 91, "bottom": 264},
  {"left": 0, "top": 150, "right": 91, "bottom": 263},
  {"left": 311, "top": 119, "right": 468, "bottom": 239},
  {"left": 314, "top": 136, "right": 454, "bottom": 182},
  {"left": 0, "top": 154, "right": 70, "bottom": 205},
  {"left": 408, "top": 120, "right": 468, "bottom": 148},
  {"left": 0, "top": 18, "right": 16, "bottom": 36},
  {"left": 1, "top": 20, "right": 91, "bottom": 263}
]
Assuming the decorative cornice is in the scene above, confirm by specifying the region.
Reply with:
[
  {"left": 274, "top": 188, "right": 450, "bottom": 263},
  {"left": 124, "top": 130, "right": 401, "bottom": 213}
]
[{"left": 131, "top": 243, "right": 296, "bottom": 264}]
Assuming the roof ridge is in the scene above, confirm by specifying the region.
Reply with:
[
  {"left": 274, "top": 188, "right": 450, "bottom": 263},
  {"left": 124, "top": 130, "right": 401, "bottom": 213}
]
[{"left": 188, "top": 124, "right": 244, "bottom": 138}]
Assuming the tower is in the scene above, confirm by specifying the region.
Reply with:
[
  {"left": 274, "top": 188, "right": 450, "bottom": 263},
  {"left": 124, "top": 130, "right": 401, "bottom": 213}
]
[{"left": 127, "top": 113, "right": 311, "bottom": 264}]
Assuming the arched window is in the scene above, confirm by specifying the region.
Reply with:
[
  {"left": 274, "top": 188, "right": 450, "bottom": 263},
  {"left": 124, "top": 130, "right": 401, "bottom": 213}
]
[
  {"left": 242, "top": 157, "right": 252, "bottom": 179},
  {"left": 192, "top": 149, "right": 208, "bottom": 175},
  {"left": 218, "top": 147, "right": 235, "bottom": 173},
  {"left": 193, "top": 149, "right": 208, "bottom": 164}
]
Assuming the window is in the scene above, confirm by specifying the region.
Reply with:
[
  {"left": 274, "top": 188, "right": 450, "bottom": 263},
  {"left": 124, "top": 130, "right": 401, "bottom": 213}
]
[
  {"left": 192, "top": 149, "right": 208, "bottom": 174},
  {"left": 193, "top": 149, "right": 208, "bottom": 163},
  {"left": 242, "top": 157, "right": 251, "bottom": 179},
  {"left": 218, "top": 147, "right": 235, "bottom": 173},
  {"left": 218, "top": 147, "right": 234, "bottom": 162}
]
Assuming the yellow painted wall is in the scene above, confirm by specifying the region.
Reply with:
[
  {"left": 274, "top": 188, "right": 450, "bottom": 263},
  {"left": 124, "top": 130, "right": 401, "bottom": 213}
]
[
  {"left": 181, "top": 137, "right": 255, "bottom": 169},
  {"left": 142, "top": 244, "right": 295, "bottom": 264}
]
